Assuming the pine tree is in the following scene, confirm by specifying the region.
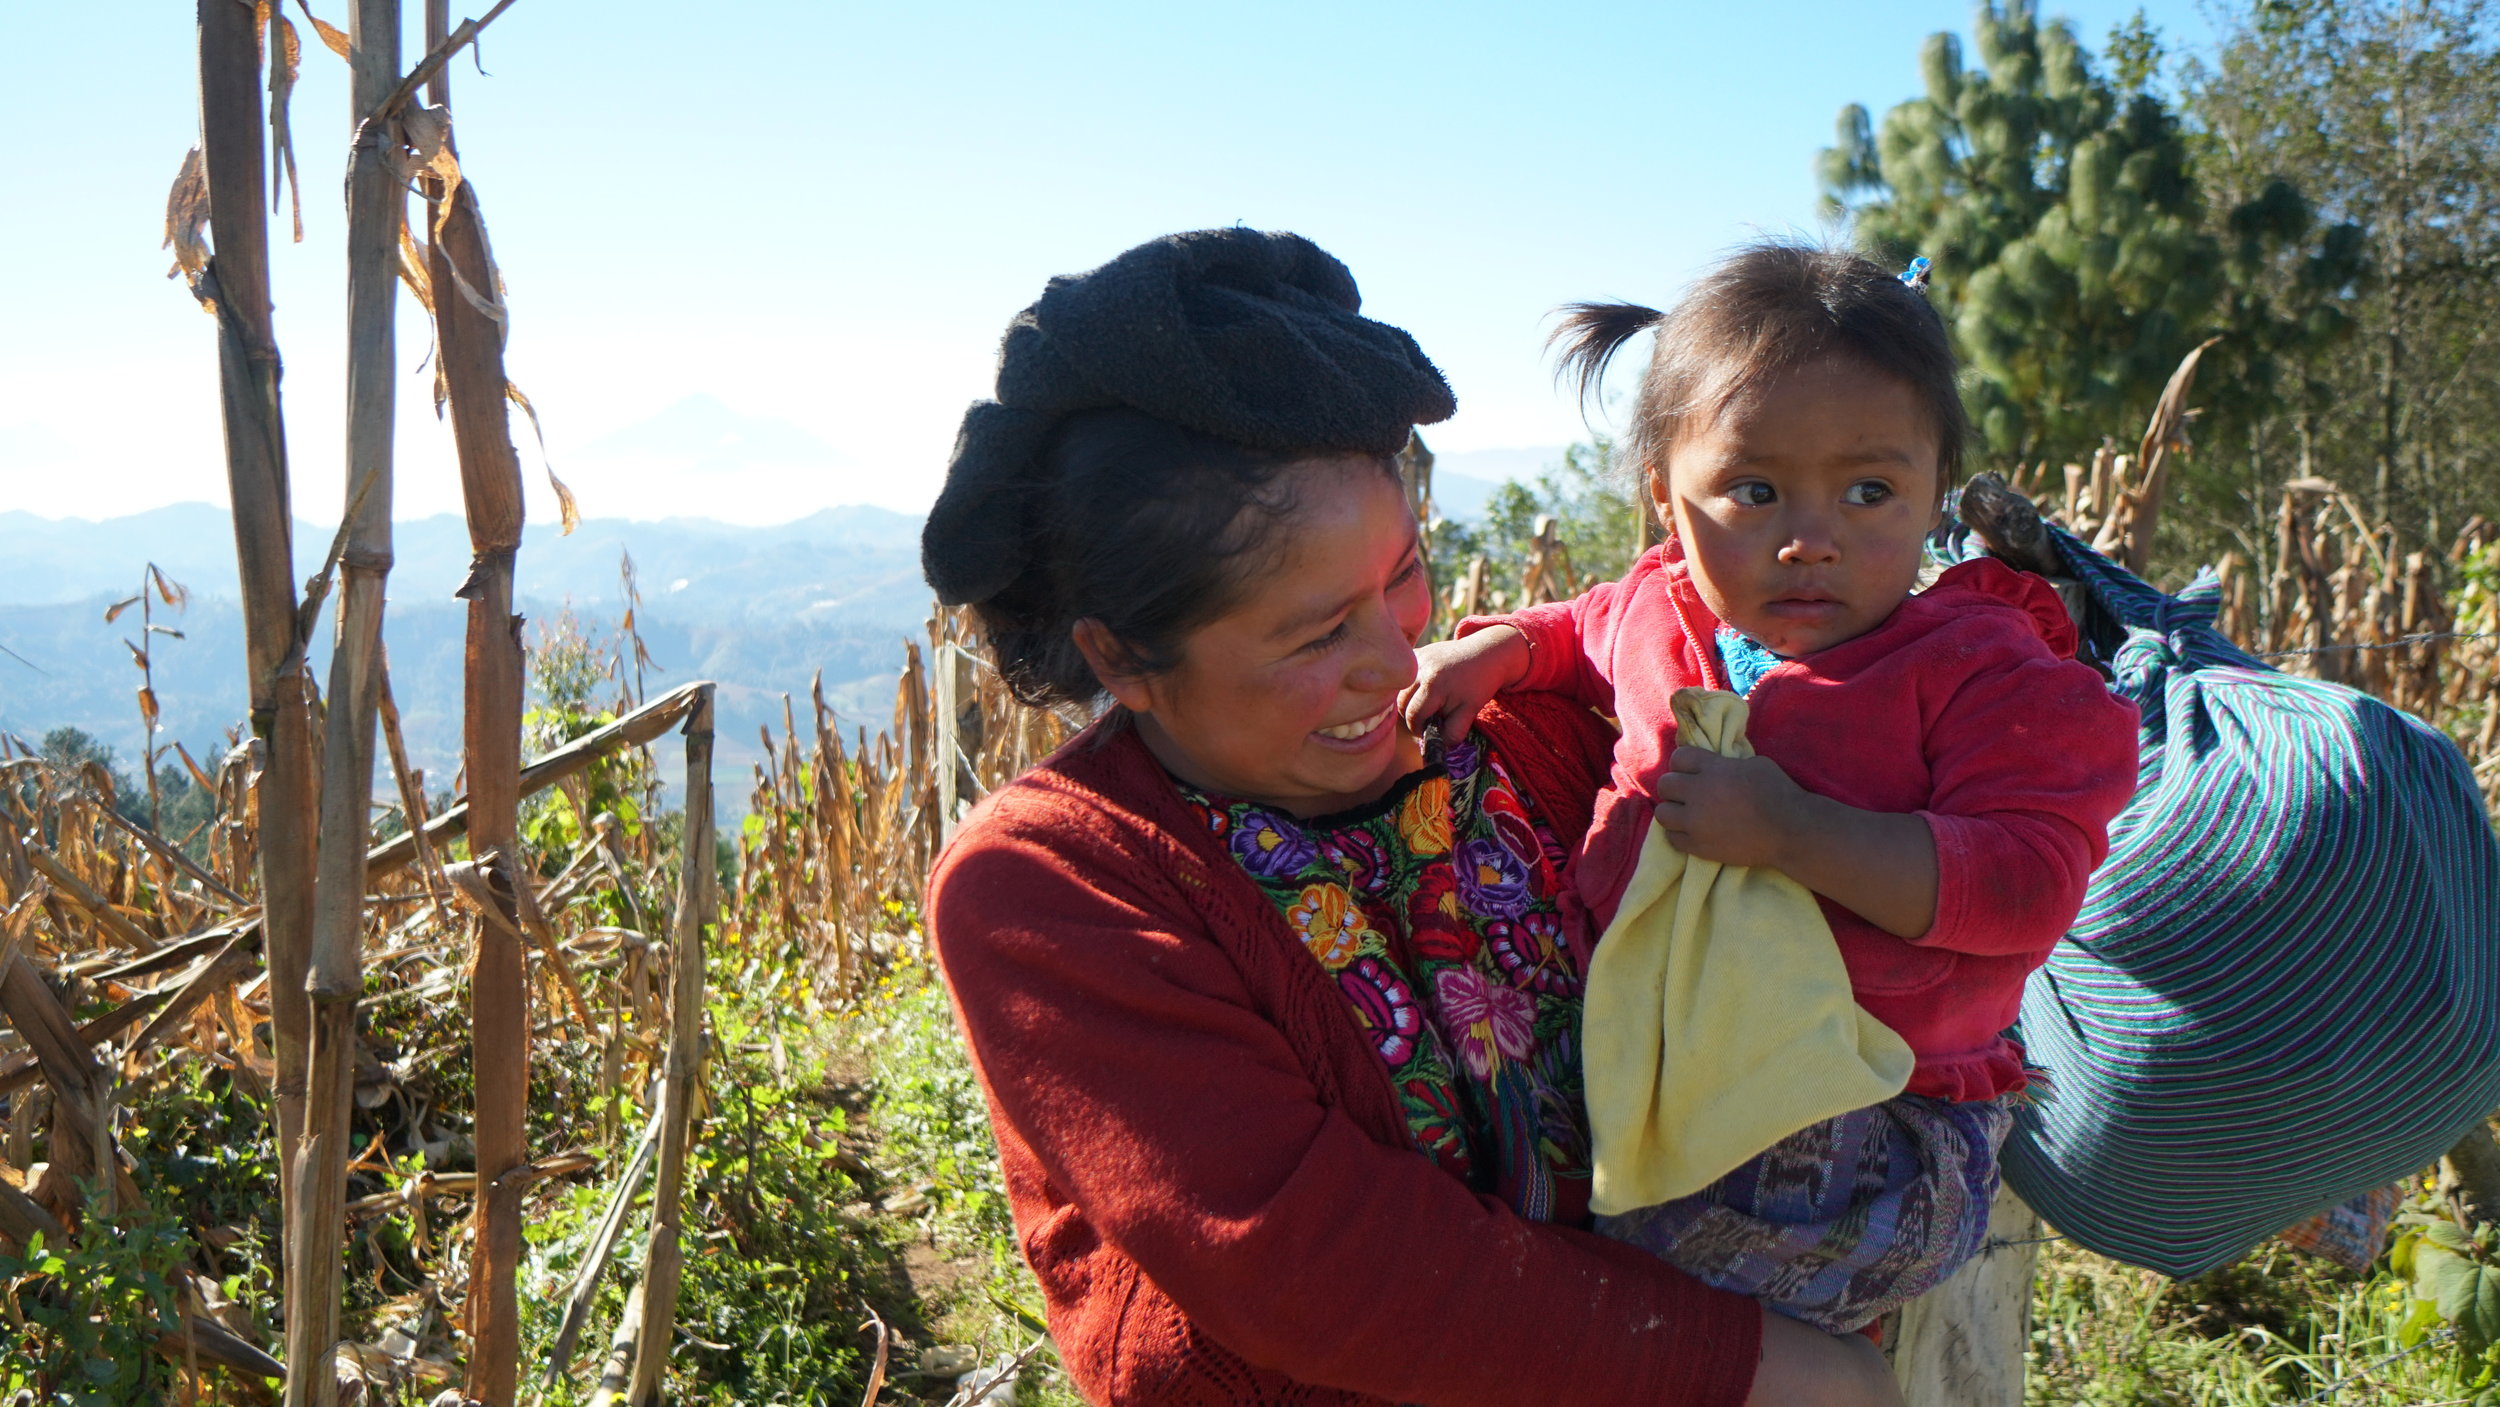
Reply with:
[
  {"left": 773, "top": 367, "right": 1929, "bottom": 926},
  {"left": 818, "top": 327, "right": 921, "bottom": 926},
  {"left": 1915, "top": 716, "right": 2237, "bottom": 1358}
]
[{"left": 1819, "top": 2, "right": 2224, "bottom": 469}]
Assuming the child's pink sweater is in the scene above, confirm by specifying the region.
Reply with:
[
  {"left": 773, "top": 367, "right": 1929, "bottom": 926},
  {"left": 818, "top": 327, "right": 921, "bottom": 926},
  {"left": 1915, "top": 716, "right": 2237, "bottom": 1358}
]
[{"left": 1465, "top": 543, "right": 2140, "bottom": 1101}]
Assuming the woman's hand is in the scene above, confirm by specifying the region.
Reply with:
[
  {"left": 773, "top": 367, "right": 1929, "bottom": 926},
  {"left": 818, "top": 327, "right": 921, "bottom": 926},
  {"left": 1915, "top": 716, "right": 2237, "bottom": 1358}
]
[
  {"left": 1745, "top": 1311, "right": 1905, "bottom": 1407},
  {"left": 1401, "top": 626, "right": 1533, "bottom": 740}
]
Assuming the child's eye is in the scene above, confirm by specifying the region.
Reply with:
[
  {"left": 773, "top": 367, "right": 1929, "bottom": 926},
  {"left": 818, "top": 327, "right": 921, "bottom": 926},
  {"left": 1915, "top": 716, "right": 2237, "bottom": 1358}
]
[
  {"left": 1844, "top": 480, "right": 1894, "bottom": 506},
  {"left": 1729, "top": 482, "right": 1777, "bottom": 507},
  {"left": 1302, "top": 621, "right": 1350, "bottom": 654}
]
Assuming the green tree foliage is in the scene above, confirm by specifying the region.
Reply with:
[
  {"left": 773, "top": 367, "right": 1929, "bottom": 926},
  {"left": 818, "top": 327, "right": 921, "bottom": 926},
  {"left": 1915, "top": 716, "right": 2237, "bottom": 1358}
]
[
  {"left": 1429, "top": 440, "right": 1646, "bottom": 623},
  {"left": 1819, "top": 1, "right": 2226, "bottom": 468},
  {"left": 2183, "top": 0, "right": 2500, "bottom": 551}
]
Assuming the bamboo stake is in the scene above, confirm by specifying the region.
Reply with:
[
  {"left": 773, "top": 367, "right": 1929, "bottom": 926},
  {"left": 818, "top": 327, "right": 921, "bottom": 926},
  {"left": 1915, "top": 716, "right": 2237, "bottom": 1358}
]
[
  {"left": 627, "top": 687, "right": 716, "bottom": 1404},
  {"left": 195, "top": 0, "right": 321, "bottom": 1298},
  {"left": 288, "top": 2, "right": 400, "bottom": 1401}
]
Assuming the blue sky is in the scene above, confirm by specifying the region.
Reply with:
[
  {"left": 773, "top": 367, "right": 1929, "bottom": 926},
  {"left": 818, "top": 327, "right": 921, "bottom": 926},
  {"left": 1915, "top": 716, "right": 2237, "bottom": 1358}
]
[{"left": 4, "top": 0, "right": 2212, "bottom": 525}]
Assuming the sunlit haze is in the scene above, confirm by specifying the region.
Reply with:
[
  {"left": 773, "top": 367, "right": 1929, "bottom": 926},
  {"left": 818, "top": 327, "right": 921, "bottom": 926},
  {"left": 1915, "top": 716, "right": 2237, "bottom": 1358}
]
[{"left": 5, "top": 0, "right": 2209, "bottom": 526}]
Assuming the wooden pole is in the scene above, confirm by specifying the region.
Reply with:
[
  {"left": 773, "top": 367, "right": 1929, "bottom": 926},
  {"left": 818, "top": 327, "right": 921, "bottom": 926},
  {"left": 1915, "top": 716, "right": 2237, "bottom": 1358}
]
[
  {"left": 195, "top": 0, "right": 321, "bottom": 1305},
  {"left": 1890, "top": 1183, "right": 2039, "bottom": 1407},
  {"left": 288, "top": 2, "right": 400, "bottom": 1401},
  {"left": 627, "top": 687, "right": 716, "bottom": 1404}
]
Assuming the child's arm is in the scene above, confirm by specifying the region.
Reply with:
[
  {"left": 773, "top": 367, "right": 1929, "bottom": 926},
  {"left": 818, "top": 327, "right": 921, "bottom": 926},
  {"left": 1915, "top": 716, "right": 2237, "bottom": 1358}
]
[
  {"left": 1913, "top": 655, "right": 2139, "bottom": 957},
  {"left": 1404, "top": 573, "right": 1637, "bottom": 738},
  {"left": 1404, "top": 625, "right": 1534, "bottom": 741},
  {"left": 1652, "top": 750, "right": 1939, "bottom": 939}
]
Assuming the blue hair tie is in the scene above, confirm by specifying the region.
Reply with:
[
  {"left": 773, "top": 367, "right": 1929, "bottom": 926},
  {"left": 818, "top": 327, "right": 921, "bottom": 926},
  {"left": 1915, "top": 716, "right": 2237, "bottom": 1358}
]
[{"left": 1899, "top": 256, "right": 1932, "bottom": 292}]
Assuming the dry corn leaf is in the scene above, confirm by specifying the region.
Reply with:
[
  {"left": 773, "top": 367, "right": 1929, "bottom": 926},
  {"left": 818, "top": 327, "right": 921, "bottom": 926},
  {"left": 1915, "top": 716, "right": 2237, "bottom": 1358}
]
[
  {"left": 392, "top": 105, "right": 466, "bottom": 245},
  {"left": 267, "top": 11, "right": 305, "bottom": 243},
  {"left": 172, "top": 744, "right": 215, "bottom": 795},
  {"left": 104, "top": 595, "right": 144, "bottom": 625},
  {"left": 149, "top": 565, "right": 191, "bottom": 610},
  {"left": 162, "top": 148, "right": 211, "bottom": 286},
  {"left": 506, "top": 385, "right": 577, "bottom": 534},
  {"left": 396, "top": 222, "right": 438, "bottom": 314},
  {"left": 295, "top": 0, "right": 351, "bottom": 59},
  {"left": 138, "top": 689, "right": 160, "bottom": 731}
]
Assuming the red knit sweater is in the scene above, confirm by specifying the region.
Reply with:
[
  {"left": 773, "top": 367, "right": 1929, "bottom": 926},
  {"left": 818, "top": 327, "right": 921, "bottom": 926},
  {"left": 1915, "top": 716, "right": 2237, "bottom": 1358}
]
[
  {"left": 926, "top": 694, "right": 1763, "bottom": 1406},
  {"left": 1478, "top": 544, "right": 2141, "bottom": 1101}
]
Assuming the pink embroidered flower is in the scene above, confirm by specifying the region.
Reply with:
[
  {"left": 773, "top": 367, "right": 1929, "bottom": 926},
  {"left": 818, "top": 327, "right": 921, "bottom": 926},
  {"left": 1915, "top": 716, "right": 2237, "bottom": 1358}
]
[
  {"left": 1323, "top": 828, "right": 1392, "bottom": 895},
  {"left": 1340, "top": 957, "right": 1424, "bottom": 1064},
  {"left": 1433, "top": 965, "right": 1537, "bottom": 1078},
  {"left": 1487, "top": 912, "right": 1579, "bottom": 996}
]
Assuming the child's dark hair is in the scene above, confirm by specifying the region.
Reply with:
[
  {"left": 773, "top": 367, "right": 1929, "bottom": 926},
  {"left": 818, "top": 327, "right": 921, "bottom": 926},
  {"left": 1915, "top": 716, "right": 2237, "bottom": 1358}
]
[
  {"left": 936, "top": 408, "right": 1395, "bottom": 709},
  {"left": 1551, "top": 240, "right": 1968, "bottom": 492}
]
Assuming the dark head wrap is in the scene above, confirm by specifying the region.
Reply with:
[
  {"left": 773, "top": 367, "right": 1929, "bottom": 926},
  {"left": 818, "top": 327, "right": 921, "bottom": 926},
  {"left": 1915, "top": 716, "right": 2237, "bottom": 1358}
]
[{"left": 923, "top": 228, "right": 1457, "bottom": 606}]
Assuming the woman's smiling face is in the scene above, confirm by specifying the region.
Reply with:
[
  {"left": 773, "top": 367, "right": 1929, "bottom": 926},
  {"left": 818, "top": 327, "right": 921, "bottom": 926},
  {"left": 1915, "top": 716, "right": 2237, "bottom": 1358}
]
[
  {"left": 1656, "top": 355, "right": 1945, "bottom": 658},
  {"left": 1088, "top": 458, "right": 1432, "bottom": 817}
]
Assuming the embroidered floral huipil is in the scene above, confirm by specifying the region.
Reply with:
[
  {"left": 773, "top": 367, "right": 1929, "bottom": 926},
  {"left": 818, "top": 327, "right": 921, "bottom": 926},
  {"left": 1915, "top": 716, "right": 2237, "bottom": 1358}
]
[{"left": 1181, "top": 736, "right": 1592, "bottom": 1222}]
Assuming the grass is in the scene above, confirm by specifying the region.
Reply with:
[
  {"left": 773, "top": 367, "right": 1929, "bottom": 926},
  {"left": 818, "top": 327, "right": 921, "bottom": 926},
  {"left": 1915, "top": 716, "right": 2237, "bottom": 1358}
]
[
  {"left": 508, "top": 955, "right": 1074, "bottom": 1406},
  {"left": 2029, "top": 1233, "right": 2494, "bottom": 1405}
]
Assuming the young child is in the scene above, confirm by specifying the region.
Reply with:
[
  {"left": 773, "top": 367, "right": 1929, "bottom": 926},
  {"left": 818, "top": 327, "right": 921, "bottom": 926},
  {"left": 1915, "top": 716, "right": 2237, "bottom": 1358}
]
[{"left": 1403, "top": 241, "right": 2140, "bottom": 1332}]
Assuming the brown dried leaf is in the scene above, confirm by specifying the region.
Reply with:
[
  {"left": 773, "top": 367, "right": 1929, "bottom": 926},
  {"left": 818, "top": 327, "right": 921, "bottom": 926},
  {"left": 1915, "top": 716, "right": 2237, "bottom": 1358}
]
[
  {"left": 138, "top": 688, "right": 160, "bottom": 731},
  {"left": 268, "top": 13, "right": 305, "bottom": 243},
  {"left": 393, "top": 105, "right": 467, "bottom": 244},
  {"left": 104, "top": 595, "right": 144, "bottom": 625},
  {"left": 125, "top": 640, "right": 150, "bottom": 669},
  {"left": 149, "top": 565, "right": 191, "bottom": 610},
  {"left": 506, "top": 384, "right": 577, "bottom": 534},
  {"left": 396, "top": 221, "right": 438, "bottom": 314},
  {"left": 162, "top": 148, "right": 211, "bottom": 285},
  {"left": 295, "top": 0, "right": 352, "bottom": 59},
  {"left": 172, "top": 742, "right": 215, "bottom": 794}
]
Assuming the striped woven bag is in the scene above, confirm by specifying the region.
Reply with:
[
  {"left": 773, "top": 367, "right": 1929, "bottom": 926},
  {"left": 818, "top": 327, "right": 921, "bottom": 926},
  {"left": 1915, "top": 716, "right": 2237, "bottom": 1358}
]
[{"left": 1969, "top": 526, "right": 2500, "bottom": 1277}]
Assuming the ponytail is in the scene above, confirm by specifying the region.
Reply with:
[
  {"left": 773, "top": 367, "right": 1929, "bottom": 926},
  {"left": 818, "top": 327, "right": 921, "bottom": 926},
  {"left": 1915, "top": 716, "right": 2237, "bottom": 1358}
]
[{"left": 1547, "top": 301, "right": 1666, "bottom": 419}]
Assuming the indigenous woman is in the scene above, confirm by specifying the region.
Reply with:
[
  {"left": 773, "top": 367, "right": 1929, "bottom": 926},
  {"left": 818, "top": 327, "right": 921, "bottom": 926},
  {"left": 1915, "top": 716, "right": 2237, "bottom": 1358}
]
[{"left": 920, "top": 229, "right": 1901, "bottom": 1407}]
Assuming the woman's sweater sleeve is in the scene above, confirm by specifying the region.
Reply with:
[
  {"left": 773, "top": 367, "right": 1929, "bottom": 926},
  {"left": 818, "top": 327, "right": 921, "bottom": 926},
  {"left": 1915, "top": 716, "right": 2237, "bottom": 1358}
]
[
  {"left": 1914, "top": 647, "right": 2141, "bottom": 957},
  {"left": 929, "top": 821, "right": 1762, "bottom": 1407}
]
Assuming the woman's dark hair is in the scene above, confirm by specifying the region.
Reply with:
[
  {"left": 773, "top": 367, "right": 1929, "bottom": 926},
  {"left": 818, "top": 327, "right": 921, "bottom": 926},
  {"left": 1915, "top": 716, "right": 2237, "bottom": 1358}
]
[
  {"left": 1551, "top": 240, "right": 1969, "bottom": 495},
  {"left": 941, "top": 408, "right": 1397, "bottom": 709}
]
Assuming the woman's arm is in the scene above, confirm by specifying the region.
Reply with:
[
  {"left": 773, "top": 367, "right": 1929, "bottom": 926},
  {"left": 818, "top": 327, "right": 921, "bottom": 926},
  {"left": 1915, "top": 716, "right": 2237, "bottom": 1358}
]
[{"left": 930, "top": 819, "right": 1764, "bottom": 1407}]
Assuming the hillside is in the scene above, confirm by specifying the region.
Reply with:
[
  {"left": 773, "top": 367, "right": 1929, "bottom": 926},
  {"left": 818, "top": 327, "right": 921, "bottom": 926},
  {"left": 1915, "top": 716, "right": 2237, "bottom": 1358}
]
[{"left": 0, "top": 503, "right": 931, "bottom": 805}]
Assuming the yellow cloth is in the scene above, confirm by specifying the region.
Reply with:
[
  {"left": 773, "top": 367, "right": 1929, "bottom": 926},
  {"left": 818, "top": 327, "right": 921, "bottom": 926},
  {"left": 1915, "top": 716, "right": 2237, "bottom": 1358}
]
[{"left": 1583, "top": 688, "right": 1916, "bottom": 1215}]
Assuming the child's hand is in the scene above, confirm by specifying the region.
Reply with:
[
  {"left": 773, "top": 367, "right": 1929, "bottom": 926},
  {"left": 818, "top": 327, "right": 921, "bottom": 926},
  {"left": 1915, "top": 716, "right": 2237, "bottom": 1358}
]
[
  {"left": 1401, "top": 626, "right": 1533, "bottom": 741},
  {"left": 1652, "top": 747, "right": 1810, "bottom": 871},
  {"left": 1657, "top": 745, "right": 1942, "bottom": 939}
]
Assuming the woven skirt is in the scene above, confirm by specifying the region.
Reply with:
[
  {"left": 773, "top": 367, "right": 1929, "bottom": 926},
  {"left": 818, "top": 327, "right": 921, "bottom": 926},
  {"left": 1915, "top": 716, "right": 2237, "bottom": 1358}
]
[{"left": 1595, "top": 1092, "right": 2015, "bottom": 1333}]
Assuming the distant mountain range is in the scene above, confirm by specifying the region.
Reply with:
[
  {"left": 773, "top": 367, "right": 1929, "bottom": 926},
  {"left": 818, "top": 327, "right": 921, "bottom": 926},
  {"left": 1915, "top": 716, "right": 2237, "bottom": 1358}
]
[
  {"left": 0, "top": 436, "right": 1564, "bottom": 814},
  {"left": 0, "top": 503, "right": 931, "bottom": 809}
]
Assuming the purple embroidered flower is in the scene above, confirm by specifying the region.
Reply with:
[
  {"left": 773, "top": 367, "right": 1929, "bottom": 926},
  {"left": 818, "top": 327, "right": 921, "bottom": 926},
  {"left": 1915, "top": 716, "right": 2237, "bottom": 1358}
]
[
  {"left": 1441, "top": 734, "right": 1483, "bottom": 781},
  {"left": 1228, "top": 808, "right": 1318, "bottom": 878},
  {"left": 1323, "top": 828, "right": 1392, "bottom": 895},
  {"left": 1488, "top": 913, "right": 1580, "bottom": 996},
  {"left": 1433, "top": 965, "right": 1538, "bottom": 1078},
  {"left": 1452, "top": 836, "right": 1533, "bottom": 919},
  {"left": 1339, "top": 957, "right": 1424, "bottom": 1064}
]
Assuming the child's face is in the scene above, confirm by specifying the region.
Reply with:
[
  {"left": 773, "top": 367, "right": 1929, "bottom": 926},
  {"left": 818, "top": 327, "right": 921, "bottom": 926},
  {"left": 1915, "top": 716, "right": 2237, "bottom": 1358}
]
[{"left": 1652, "top": 355, "right": 1943, "bottom": 659}]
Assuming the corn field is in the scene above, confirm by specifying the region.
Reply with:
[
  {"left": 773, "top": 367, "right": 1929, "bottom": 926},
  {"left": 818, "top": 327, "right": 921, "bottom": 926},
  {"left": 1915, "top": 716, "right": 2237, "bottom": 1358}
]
[{"left": 4, "top": 0, "right": 2497, "bottom": 1398}]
